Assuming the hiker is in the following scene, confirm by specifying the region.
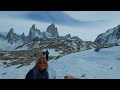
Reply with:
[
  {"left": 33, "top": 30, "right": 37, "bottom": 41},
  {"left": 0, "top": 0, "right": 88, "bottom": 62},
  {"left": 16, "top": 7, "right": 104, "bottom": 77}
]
[
  {"left": 42, "top": 51, "right": 45, "bottom": 57},
  {"left": 45, "top": 50, "right": 49, "bottom": 61},
  {"left": 25, "top": 57, "right": 49, "bottom": 79}
]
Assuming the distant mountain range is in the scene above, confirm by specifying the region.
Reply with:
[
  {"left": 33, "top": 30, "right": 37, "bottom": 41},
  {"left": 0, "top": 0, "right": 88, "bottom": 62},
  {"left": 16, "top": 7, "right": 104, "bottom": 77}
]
[
  {"left": 0, "top": 23, "right": 84, "bottom": 51},
  {"left": 1, "top": 22, "right": 120, "bottom": 51},
  {"left": 0, "top": 23, "right": 60, "bottom": 44}
]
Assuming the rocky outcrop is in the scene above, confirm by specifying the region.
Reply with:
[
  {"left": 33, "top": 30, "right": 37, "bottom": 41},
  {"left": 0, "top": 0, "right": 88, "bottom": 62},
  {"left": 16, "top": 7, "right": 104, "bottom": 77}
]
[
  {"left": 6, "top": 28, "right": 15, "bottom": 44},
  {"left": 28, "top": 24, "right": 42, "bottom": 42},
  {"left": 46, "top": 23, "right": 59, "bottom": 37},
  {"left": 94, "top": 24, "right": 120, "bottom": 45},
  {"left": 64, "top": 34, "right": 71, "bottom": 39},
  {"left": 21, "top": 33, "right": 25, "bottom": 41},
  {"left": 64, "top": 75, "right": 79, "bottom": 79},
  {"left": 71, "top": 36, "right": 82, "bottom": 42},
  {"left": 21, "top": 33, "right": 27, "bottom": 43},
  {"left": 6, "top": 28, "right": 24, "bottom": 44}
]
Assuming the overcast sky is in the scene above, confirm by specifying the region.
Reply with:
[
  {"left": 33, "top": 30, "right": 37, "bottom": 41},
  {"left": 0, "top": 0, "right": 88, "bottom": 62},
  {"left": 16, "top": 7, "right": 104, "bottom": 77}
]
[
  {"left": 0, "top": 11, "right": 120, "bottom": 41},
  {"left": 64, "top": 11, "right": 120, "bottom": 21}
]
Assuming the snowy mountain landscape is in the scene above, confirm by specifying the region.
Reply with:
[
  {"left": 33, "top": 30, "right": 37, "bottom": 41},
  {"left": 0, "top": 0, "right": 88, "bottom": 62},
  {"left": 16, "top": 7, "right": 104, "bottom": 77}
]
[
  {"left": 1, "top": 11, "right": 120, "bottom": 79},
  {"left": 0, "top": 45, "right": 120, "bottom": 79}
]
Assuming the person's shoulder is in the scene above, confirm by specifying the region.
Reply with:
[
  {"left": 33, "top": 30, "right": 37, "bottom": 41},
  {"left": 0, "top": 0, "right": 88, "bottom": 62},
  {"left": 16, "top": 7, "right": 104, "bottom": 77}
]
[
  {"left": 25, "top": 68, "right": 34, "bottom": 79},
  {"left": 28, "top": 68, "right": 35, "bottom": 75},
  {"left": 28, "top": 68, "right": 34, "bottom": 74}
]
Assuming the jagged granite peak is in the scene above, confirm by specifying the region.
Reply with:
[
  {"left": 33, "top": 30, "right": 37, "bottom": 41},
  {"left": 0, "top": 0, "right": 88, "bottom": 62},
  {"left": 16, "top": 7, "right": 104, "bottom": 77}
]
[
  {"left": 21, "top": 32, "right": 25, "bottom": 37},
  {"left": 21, "top": 32, "right": 27, "bottom": 42},
  {"left": 29, "top": 24, "right": 41, "bottom": 33},
  {"left": 94, "top": 24, "right": 120, "bottom": 44},
  {"left": 71, "top": 36, "right": 82, "bottom": 42},
  {"left": 9, "top": 28, "right": 14, "bottom": 32},
  {"left": 5, "top": 28, "right": 24, "bottom": 44},
  {"left": 46, "top": 23, "right": 59, "bottom": 37},
  {"left": 6, "top": 28, "right": 15, "bottom": 44},
  {"left": 31, "top": 24, "right": 35, "bottom": 30},
  {"left": 6, "top": 28, "right": 14, "bottom": 38},
  {"left": 65, "top": 34, "right": 71, "bottom": 39},
  {"left": 28, "top": 24, "right": 42, "bottom": 42}
]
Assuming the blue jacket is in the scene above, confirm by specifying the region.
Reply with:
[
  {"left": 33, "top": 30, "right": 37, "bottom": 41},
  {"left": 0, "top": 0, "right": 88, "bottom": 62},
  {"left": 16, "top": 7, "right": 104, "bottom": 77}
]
[
  {"left": 25, "top": 68, "right": 49, "bottom": 79},
  {"left": 45, "top": 51, "right": 49, "bottom": 56}
]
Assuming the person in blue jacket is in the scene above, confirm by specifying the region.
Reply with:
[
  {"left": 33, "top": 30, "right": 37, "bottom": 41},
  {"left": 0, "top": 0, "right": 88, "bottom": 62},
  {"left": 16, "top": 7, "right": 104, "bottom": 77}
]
[
  {"left": 25, "top": 57, "right": 49, "bottom": 79},
  {"left": 45, "top": 50, "right": 49, "bottom": 61}
]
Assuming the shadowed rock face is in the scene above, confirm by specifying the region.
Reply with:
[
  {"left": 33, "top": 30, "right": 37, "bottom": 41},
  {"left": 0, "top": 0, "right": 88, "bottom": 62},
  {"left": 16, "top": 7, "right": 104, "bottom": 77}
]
[
  {"left": 6, "top": 28, "right": 24, "bottom": 44},
  {"left": 21, "top": 33, "right": 27, "bottom": 43},
  {"left": 46, "top": 23, "right": 59, "bottom": 37},
  {"left": 28, "top": 24, "right": 42, "bottom": 42},
  {"left": 65, "top": 34, "right": 71, "bottom": 39},
  {"left": 6, "top": 28, "right": 15, "bottom": 44},
  {"left": 21, "top": 33, "right": 25, "bottom": 41}
]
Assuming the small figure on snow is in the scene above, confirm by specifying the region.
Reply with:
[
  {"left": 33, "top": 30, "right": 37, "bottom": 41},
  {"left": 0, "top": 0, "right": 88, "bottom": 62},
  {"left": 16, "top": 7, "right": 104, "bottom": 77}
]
[
  {"left": 42, "top": 51, "right": 45, "bottom": 57},
  {"left": 45, "top": 50, "right": 49, "bottom": 61}
]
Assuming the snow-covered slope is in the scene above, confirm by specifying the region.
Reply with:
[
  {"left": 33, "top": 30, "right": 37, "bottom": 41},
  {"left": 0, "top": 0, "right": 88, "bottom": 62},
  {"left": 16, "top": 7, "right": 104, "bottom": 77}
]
[
  {"left": 0, "top": 39, "right": 23, "bottom": 51},
  {"left": 94, "top": 24, "right": 120, "bottom": 44},
  {"left": 0, "top": 45, "right": 120, "bottom": 79},
  {"left": 48, "top": 46, "right": 120, "bottom": 79}
]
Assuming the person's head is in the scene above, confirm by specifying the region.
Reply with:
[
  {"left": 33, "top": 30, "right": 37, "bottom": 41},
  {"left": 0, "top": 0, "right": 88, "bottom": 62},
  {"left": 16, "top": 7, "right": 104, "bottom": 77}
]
[{"left": 35, "top": 57, "right": 48, "bottom": 71}]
